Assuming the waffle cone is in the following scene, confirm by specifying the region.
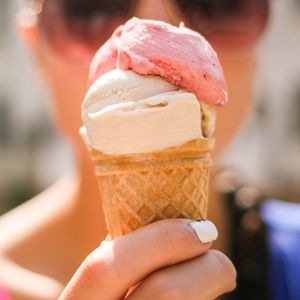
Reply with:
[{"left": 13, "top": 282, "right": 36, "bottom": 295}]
[{"left": 90, "top": 138, "right": 214, "bottom": 238}]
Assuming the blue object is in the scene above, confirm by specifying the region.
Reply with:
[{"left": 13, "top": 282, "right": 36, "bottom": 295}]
[{"left": 260, "top": 199, "right": 300, "bottom": 300}]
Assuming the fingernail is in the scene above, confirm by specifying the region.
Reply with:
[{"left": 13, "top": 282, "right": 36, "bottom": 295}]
[{"left": 189, "top": 220, "right": 218, "bottom": 243}]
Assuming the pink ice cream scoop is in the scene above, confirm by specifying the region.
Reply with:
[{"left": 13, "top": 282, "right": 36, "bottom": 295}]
[{"left": 89, "top": 17, "right": 227, "bottom": 106}]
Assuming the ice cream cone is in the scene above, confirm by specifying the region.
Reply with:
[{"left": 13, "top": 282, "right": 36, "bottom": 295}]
[
  {"left": 82, "top": 19, "right": 227, "bottom": 238},
  {"left": 90, "top": 138, "right": 214, "bottom": 238}
]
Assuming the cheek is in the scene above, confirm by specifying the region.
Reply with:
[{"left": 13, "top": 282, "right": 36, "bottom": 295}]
[
  {"left": 46, "top": 60, "right": 89, "bottom": 139},
  {"left": 213, "top": 55, "right": 256, "bottom": 157}
]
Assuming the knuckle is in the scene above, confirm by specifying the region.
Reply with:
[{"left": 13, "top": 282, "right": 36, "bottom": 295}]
[
  {"left": 149, "top": 272, "right": 183, "bottom": 300},
  {"left": 210, "top": 249, "right": 237, "bottom": 292},
  {"left": 81, "top": 247, "right": 113, "bottom": 289}
]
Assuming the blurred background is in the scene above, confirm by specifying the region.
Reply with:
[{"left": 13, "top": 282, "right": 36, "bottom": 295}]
[
  {"left": 0, "top": 0, "right": 300, "bottom": 215},
  {"left": 224, "top": 0, "right": 300, "bottom": 202},
  {"left": 0, "top": 0, "right": 73, "bottom": 214}
]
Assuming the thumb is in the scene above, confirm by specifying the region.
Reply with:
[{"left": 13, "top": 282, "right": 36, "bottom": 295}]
[{"left": 59, "top": 219, "right": 217, "bottom": 300}]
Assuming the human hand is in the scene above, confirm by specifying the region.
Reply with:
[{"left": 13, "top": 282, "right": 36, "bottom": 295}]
[{"left": 59, "top": 219, "right": 236, "bottom": 300}]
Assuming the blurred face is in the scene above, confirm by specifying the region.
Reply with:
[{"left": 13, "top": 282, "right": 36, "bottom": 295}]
[{"left": 20, "top": 0, "right": 269, "bottom": 155}]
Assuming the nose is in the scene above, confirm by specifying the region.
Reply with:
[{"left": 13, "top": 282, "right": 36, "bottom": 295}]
[{"left": 134, "top": 0, "right": 180, "bottom": 25}]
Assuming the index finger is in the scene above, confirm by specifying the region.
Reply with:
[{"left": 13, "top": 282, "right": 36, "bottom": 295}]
[{"left": 59, "top": 219, "right": 218, "bottom": 300}]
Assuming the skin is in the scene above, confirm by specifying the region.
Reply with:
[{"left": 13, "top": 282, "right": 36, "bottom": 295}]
[{"left": 0, "top": 0, "right": 256, "bottom": 299}]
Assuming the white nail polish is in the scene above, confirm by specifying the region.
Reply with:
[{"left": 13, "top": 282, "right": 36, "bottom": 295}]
[{"left": 189, "top": 220, "right": 218, "bottom": 243}]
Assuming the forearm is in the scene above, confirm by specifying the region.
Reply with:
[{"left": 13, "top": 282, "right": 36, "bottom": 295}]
[{"left": 0, "top": 258, "right": 64, "bottom": 300}]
